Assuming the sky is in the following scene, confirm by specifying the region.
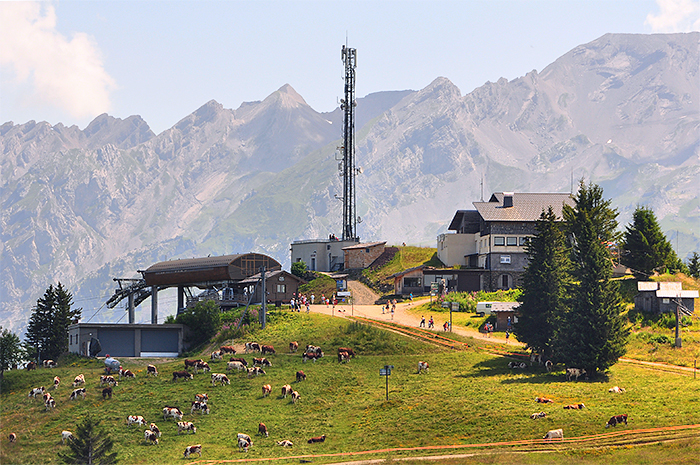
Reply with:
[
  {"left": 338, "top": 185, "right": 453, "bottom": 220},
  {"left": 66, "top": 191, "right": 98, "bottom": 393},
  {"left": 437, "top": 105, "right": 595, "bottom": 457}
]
[{"left": 1, "top": 0, "right": 699, "bottom": 135}]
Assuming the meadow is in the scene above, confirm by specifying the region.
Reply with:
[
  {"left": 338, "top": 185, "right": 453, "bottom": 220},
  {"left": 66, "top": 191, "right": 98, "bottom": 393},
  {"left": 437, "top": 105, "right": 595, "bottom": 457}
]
[{"left": 1, "top": 311, "right": 699, "bottom": 464}]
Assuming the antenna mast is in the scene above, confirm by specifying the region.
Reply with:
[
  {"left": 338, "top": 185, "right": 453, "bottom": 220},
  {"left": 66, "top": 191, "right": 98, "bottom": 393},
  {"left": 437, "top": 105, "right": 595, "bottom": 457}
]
[{"left": 340, "top": 44, "right": 358, "bottom": 241}]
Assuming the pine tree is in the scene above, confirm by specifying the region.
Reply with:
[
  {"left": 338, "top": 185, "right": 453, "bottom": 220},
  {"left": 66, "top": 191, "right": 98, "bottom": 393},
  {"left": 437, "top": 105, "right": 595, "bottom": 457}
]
[
  {"left": 685, "top": 252, "right": 699, "bottom": 279},
  {"left": 59, "top": 415, "right": 118, "bottom": 465},
  {"left": 557, "top": 181, "right": 628, "bottom": 375},
  {"left": 0, "top": 326, "right": 25, "bottom": 388},
  {"left": 514, "top": 206, "right": 570, "bottom": 358},
  {"left": 25, "top": 283, "right": 80, "bottom": 361},
  {"left": 622, "top": 206, "right": 681, "bottom": 277}
]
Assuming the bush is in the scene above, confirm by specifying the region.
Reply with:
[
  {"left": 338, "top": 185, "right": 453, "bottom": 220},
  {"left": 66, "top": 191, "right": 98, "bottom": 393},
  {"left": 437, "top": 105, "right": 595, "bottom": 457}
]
[{"left": 175, "top": 300, "right": 221, "bottom": 348}]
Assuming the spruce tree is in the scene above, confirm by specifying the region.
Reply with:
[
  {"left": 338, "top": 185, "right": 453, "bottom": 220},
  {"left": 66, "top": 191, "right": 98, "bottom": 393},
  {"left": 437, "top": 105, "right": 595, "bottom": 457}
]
[
  {"left": 622, "top": 205, "right": 681, "bottom": 277},
  {"left": 687, "top": 252, "right": 700, "bottom": 278},
  {"left": 514, "top": 206, "right": 570, "bottom": 358},
  {"left": 59, "top": 415, "right": 118, "bottom": 465},
  {"left": 557, "top": 182, "right": 628, "bottom": 375},
  {"left": 25, "top": 283, "right": 80, "bottom": 361}
]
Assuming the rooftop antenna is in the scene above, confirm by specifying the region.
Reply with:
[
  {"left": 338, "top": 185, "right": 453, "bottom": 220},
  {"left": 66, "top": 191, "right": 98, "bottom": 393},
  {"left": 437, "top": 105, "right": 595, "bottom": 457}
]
[
  {"left": 339, "top": 42, "right": 358, "bottom": 241},
  {"left": 480, "top": 175, "right": 484, "bottom": 201}
]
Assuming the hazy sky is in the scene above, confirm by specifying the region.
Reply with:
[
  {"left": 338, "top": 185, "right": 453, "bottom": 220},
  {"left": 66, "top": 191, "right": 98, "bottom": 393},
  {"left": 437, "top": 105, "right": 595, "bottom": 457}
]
[{"left": 1, "top": 0, "right": 698, "bottom": 135}]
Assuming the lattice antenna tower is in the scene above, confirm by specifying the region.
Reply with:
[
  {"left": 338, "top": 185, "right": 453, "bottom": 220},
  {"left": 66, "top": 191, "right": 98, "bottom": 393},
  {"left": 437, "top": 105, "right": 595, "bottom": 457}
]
[{"left": 340, "top": 44, "right": 358, "bottom": 241}]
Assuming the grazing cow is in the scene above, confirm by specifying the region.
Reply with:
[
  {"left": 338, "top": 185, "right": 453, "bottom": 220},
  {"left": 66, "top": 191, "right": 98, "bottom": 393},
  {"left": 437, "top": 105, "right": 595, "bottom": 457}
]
[
  {"left": 296, "top": 370, "right": 306, "bottom": 382},
  {"left": 184, "top": 359, "right": 203, "bottom": 371},
  {"left": 307, "top": 435, "right": 326, "bottom": 444},
  {"left": 247, "top": 367, "right": 266, "bottom": 378},
  {"left": 535, "top": 397, "right": 553, "bottom": 404},
  {"left": 530, "top": 353, "right": 543, "bottom": 365},
  {"left": 163, "top": 407, "right": 183, "bottom": 421},
  {"left": 26, "top": 361, "right": 36, "bottom": 371},
  {"left": 194, "top": 361, "right": 210, "bottom": 374},
  {"left": 220, "top": 345, "right": 236, "bottom": 354},
  {"left": 149, "top": 423, "right": 161, "bottom": 437},
  {"left": 530, "top": 412, "right": 547, "bottom": 419},
  {"left": 237, "top": 433, "right": 253, "bottom": 445},
  {"left": 545, "top": 360, "right": 553, "bottom": 372},
  {"left": 253, "top": 357, "right": 272, "bottom": 367},
  {"left": 44, "top": 397, "right": 56, "bottom": 410},
  {"left": 277, "top": 440, "right": 293, "bottom": 447},
  {"left": 261, "top": 344, "right": 276, "bottom": 355},
  {"left": 606, "top": 414, "right": 628, "bottom": 428},
  {"left": 43, "top": 359, "right": 57, "bottom": 368},
  {"left": 119, "top": 368, "right": 135, "bottom": 379},
  {"left": 262, "top": 384, "right": 272, "bottom": 397},
  {"left": 291, "top": 391, "right": 301, "bottom": 404},
  {"left": 177, "top": 421, "right": 197, "bottom": 434},
  {"left": 211, "top": 373, "right": 230, "bottom": 386},
  {"left": 258, "top": 422, "right": 269, "bottom": 437},
  {"left": 43, "top": 392, "right": 52, "bottom": 402},
  {"left": 563, "top": 403, "right": 585, "bottom": 410},
  {"left": 281, "top": 384, "right": 293, "bottom": 398},
  {"left": 238, "top": 437, "right": 251, "bottom": 452},
  {"left": 191, "top": 401, "right": 210, "bottom": 415},
  {"left": 172, "top": 371, "right": 193, "bottom": 382},
  {"left": 608, "top": 386, "right": 626, "bottom": 393},
  {"left": 69, "top": 388, "right": 86, "bottom": 400},
  {"left": 128, "top": 415, "right": 147, "bottom": 427},
  {"left": 508, "top": 361, "right": 527, "bottom": 369},
  {"left": 302, "top": 352, "right": 322, "bottom": 363},
  {"left": 52, "top": 376, "right": 60, "bottom": 389},
  {"left": 211, "top": 350, "right": 223, "bottom": 360},
  {"left": 144, "top": 430, "right": 159, "bottom": 445},
  {"left": 9, "top": 433, "right": 17, "bottom": 443},
  {"left": 102, "top": 387, "right": 113, "bottom": 399},
  {"left": 100, "top": 375, "right": 118, "bottom": 386},
  {"left": 543, "top": 429, "right": 564, "bottom": 440},
  {"left": 565, "top": 367, "right": 586, "bottom": 381},
  {"left": 72, "top": 374, "right": 85, "bottom": 387},
  {"left": 338, "top": 351, "right": 350, "bottom": 363},
  {"left": 338, "top": 347, "right": 356, "bottom": 358},
  {"left": 245, "top": 342, "right": 261, "bottom": 353},
  {"left": 183, "top": 444, "right": 202, "bottom": 458},
  {"left": 230, "top": 357, "right": 248, "bottom": 366},
  {"left": 305, "top": 345, "right": 322, "bottom": 356},
  {"left": 61, "top": 431, "right": 73, "bottom": 444},
  {"left": 417, "top": 361, "right": 430, "bottom": 374},
  {"left": 147, "top": 365, "right": 158, "bottom": 377},
  {"left": 227, "top": 361, "right": 246, "bottom": 372},
  {"left": 289, "top": 341, "right": 299, "bottom": 353},
  {"left": 194, "top": 393, "right": 208, "bottom": 403},
  {"left": 28, "top": 386, "right": 46, "bottom": 398}
]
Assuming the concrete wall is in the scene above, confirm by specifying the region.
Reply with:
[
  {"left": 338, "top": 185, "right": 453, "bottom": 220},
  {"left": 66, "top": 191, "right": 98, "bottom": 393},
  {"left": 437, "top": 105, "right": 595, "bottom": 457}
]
[
  {"left": 291, "top": 240, "right": 356, "bottom": 272},
  {"left": 437, "top": 233, "right": 477, "bottom": 267},
  {"left": 69, "top": 324, "right": 185, "bottom": 358}
]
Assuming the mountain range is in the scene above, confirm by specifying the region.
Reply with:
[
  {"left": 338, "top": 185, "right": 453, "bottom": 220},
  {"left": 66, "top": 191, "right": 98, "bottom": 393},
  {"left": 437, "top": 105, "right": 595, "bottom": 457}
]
[{"left": 1, "top": 32, "right": 698, "bottom": 332}]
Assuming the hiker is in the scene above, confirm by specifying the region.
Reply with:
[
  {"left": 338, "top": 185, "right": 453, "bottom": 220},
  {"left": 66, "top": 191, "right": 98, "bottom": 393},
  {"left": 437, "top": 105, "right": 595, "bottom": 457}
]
[
  {"left": 505, "top": 330, "right": 510, "bottom": 344},
  {"left": 428, "top": 316, "right": 434, "bottom": 329},
  {"left": 420, "top": 316, "right": 426, "bottom": 328}
]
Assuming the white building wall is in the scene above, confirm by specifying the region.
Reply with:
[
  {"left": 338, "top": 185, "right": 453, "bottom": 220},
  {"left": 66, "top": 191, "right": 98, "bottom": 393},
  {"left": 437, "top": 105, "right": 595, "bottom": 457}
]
[{"left": 437, "top": 233, "right": 478, "bottom": 267}]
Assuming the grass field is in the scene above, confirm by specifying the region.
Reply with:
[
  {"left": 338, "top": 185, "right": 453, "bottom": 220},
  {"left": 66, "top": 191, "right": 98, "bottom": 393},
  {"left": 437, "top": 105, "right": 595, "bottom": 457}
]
[{"left": 1, "top": 311, "right": 699, "bottom": 464}]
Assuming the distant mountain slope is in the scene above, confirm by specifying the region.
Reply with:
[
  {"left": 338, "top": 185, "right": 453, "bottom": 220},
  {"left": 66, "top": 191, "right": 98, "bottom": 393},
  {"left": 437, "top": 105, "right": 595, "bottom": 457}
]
[{"left": 1, "top": 32, "right": 697, "bottom": 332}]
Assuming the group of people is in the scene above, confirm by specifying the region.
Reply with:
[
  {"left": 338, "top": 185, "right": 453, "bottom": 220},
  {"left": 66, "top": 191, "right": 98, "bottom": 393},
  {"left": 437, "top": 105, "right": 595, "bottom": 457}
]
[
  {"left": 419, "top": 315, "right": 435, "bottom": 329},
  {"left": 483, "top": 322, "right": 494, "bottom": 337},
  {"left": 381, "top": 299, "right": 397, "bottom": 319}
]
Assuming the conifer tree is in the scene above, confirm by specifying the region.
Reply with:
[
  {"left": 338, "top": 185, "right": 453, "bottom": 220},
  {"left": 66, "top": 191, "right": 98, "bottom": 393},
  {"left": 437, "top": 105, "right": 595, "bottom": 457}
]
[
  {"left": 514, "top": 206, "right": 570, "bottom": 358},
  {"left": 59, "top": 415, "right": 118, "bottom": 465},
  {"left": 622, "top": 205, "right": 681, "bottom": 277},
  {"left": 25, "top": 283, "right": 80, "bottom": 361},
  {"left": 687, "top": 252, "right": 700, "bottom": 279}
]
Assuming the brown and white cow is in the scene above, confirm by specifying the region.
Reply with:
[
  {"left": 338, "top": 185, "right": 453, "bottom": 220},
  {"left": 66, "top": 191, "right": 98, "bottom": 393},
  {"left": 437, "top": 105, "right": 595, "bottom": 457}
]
[
  {"left": 563, "top": 403, "right": 585, "bottom": 410},
  {"left": 194, "top": 361, "right": 210, "bottom": 374},
  {"left": 291, "top": 391, "right": 301, "bottom": 404},
  {"left": 184, "top": 359, "right": 203, "bottom": 371},
  {"left": 220, "top": 345, "right": 236, "bottom": 354},
  {"left": 119, "top": 368, "right": 135, "bottom": 379},
  {"left": 530, "top": 412, "right": 547, "bottom": 419},
  {"left": 229, "top": 357, "right": 248, "bottom": 366},
  {"left": 338, "top": 351, "right": 350, "bottom": 363},
  {"left": 61, "top": 431, "right": 73, "bottom": 444},
  {"left": 177, "top": 421, "right": 197, "bottom": 434},
  {"left": 238, "top": 437, "right": 251, "bottom": 452},
  {"left": 305, "top": 345, "right": 322, "bottom": 356},
  {"left": 296, "top": 371, "right": 306, "bottom": 382},
  {"left": 72, "top": 374, "right": 85, "bottom": 387},
  {"left": 211, "top": 373, "right": 230, "bottom": 386},
  {"left": 261, "top": 384, "right": 272, "bottom": 397},
  {"left": 144, "top": 430, "right": 159, "bottom": 445},
  {"left": 535, "top": 397, "right": 553, "bottom": 404},
  {"left": 608, "top": 386, "right": 626, "bottom": 393},
  {"left": 69, "top": 388, "right": 86, "bottom": 400},
  {"left": 565, "top": 367, "right": 586, "bottom": 381},
  {"left": 247, "top": 367, "right": 266, "bottom": 378},
  {"left": 28, "top": 386, "right": 45, "bottom": 398},
  {"left": 276, "top": 440, "right": 293, "bottom": 447},
  {"left": 244, "top": 342, "right": 261, "bottom": 353},
  {"left": 172, "top": 371, "right": 193, "bottom": 382},
  {"left": 183, "top": 444, "right": 202, "bottom": 458},
  {"left": 44, "top": 397, "right": 56, "bottom": 410},
  {"left": 338, "top": 347, "right": 356, "bottom": 358},
  {"left": 102, "top": 387, "right": 113, "bottom": 399},
  {"left": 281, "top": 384, "right": 293, "bottom": 398},
  {"left": 211, "top": 350, "right": 223, "bottom": 360},
  {"left": 417, "top": 361, "right": 429, "bottom": 374},
  {"left": 9, "top": 433, "right": 17, "bottom": 443},
  {"left": 147, "top": 365, "right": 158, "bottom": 377},
  {"left": 307, "top": 434, "right": 326, "bottom": 444},
  {"left": 289, "top": 341, "right": 299, "bottom": 353},
  {"left": 163, "top": 407, "right": 183, "bottom": 421},
  {"left": 43, "top": 359, "right": 57, "bottom": 368},
  {"left": 100, "top": 375, "right": 118, "bottom": 386},
  {"left": 302, "top": 352, "right": 322, "bottom": 363},
  {"left": 26, "top": 361, "right": 36, "bottom": 371},
  {"left": 253, "top": 357, "right": 272, "bottom": 367},
  {"left": 258, "top": 422, "right": 269, "bottom": 437},
  {"left": 261, "top": 344, "right": 275, "bottom": 355},
  {"left": 191, "top": 401, "right": 210, "bottom": 415},
  {"left": 149, "top": 423, "right": 161, "bottom": 437},
  {"left": 606, "top": 414, "right": 628, "bottom": 428},
  {"left": 237, "top": 433, "right": 253, "bottom": 445},
  {"left": 52, "top": 376, "right": 60, "bottom": 389},
  {"left": 194, "top": 393, "right": 208, "bottom": 403},
  {"left": 227, "top": 361, "right": 246, "bottom": 372},
  {"left": 127, "top": 415, "right": 147, "bottom": 427},
  {"left": 543, "top": 428, "right": 563, "bottom": 440},
  {"left": 545, "top": 360, "right": 553, "bottom": 372}
]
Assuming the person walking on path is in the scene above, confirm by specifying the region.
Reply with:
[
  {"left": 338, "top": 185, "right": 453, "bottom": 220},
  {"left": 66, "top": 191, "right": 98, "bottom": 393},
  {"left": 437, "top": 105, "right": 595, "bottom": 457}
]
[
  {"left": 505, "top": 330, "right": 510, "bottom": 344},
  {"left": 428, "top": 316, "right": 434, "bottom": 329},
  {"left": 419, "top": 316, "right": 426, "bottom": 328}
]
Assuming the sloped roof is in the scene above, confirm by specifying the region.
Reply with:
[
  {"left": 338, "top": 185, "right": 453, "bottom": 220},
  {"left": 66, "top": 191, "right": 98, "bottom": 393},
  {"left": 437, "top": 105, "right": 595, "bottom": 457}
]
[
  {"left": 238, "top": 269, "right": 306, "bottom": 285},
  {"left": 390, "top": 265, "right": 428, "bottom": 279},
  {"left": 342, "top": 241, "right": 386, "bottom": 250},
  {"left": 448, "top": 210, "right": 481, "bottom": 232},
  {"left": 473, "top": 192, "right": 573, "bottom": 222}
]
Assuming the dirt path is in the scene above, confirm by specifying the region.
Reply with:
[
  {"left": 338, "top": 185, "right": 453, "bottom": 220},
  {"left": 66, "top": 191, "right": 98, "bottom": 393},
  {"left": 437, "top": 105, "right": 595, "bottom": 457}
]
[{"left": 346, "top": 280, "right": 380, "bottom": 305}]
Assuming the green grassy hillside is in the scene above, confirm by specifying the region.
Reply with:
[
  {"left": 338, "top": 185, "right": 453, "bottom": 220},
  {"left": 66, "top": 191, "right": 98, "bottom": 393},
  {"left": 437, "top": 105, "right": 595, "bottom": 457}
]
[{"left": 2, "top": 311, "right": 699, "bottom": 464}]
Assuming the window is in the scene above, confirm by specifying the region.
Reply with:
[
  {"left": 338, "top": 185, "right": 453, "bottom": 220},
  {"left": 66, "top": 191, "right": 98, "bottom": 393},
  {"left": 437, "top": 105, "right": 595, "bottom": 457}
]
[
  {"left": 506, "top": 237, "right": 517, "bottom": 246},
  {"left": 500, "top": 255, "right": 511, "bottom": 264},
  {"left": 404, "top": 277, "right": 421, "bottom": 288},
  {"left": 501, "top": 274, "right": 512, "bottom": 289},
  {"left": 365, "top": 248, "right": 370, "bottom": 253},
  {"left": 277, "top": 284, "right": 286, "bottom": 293},
  {"left": 519, "top": 236, "right": 529, "bottom": 246},
  {"left": 494, "top": 236, "right": 505, "bottom": 246}
]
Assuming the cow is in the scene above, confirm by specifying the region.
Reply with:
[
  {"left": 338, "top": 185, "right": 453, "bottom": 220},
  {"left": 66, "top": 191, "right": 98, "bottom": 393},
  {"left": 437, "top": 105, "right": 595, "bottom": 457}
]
[
  {"left": 543, "top": 429, "right": 563, "bottom": 440},
  {"left": 608, "top": 386, "right": 626, "bottom": 393},
  {"left": 183, "top": 444, "right": 202, "bottom": 458},
  {"left": 305, "top": 345, "right": 322, "bottom": 356},
  {"left": 262, "top": 384, "right": 272, "bottom": 397},
  {"left": 302, "top": 352, "right": 322, "bottom": 363},
  {"left": 291, "top": 391, "right": 301, "bottom": 404},
  {"left": 26, "top": 361, "right": 36, "bottom": 371},
  {"left": 9, "top": 433, "right": 17, "bottom": 443},
  {"left": 43, "top": 392, "right": 52, "bottom": 403},
  {"left": 338, "top": 351, "right": 350, "bottom": 363},
  {"left": 177, "top": 421, "right": 197, "bottom": 434},
  {"left": 237, "top": 433, "right": 253, "bottom": 445},
  {"left": 28, "top": 386, "right": 46, "bottom": 398},
  {"left": 172, "top": 371, "right": 193, "bottom": 382},
  {"left": 307, "top": 435, "right": 326, "bottom": 444},
  {"left": 69, "top": 388, "right": 86, "bottom": 400},
  {"left": 565, "top": 367, "right": 586, "bottom": 381},
  {"left": 289, "top": 341, "right": 299, "bottom": 353},
  {"left": 530, "top": 353, "right": 543, "bottom": 365},
  {"left": 545, "top": 360, "right": 553, "bottom": 372},
  {"left": 119, "top": 368, "right": 135, "bottom": 379},
  {"left": 230, "top": 357, "right": 248, "bottom": 366},
  {"left": 100, "top": 375, "right": 118, "bottom": 386},
  {"left": 43, "top": 359, "right": 57, "bottom": 368},
  {"left": 247, "top": 367, "right": 266, "bottom": 378},
  {"left": 61, "top": 431, "right": 73, "bottom": 444},
  {"left": 128, "top": 415, "right": 147, "bottom": 427},
  {"left": 211, "top": 350, "right": 223, "bottom": 360},
  {"left": 102, "top": 387, "right": 113, "bottom": 399},
  {"left": 296, "top": 370, "right": 306, "bottom": 382},
  {"left": 253, "top": 357, "right": 272, "bottom": 367},
  {"left": 261, "top": 344, "right": 276, "bottom": 355},
  {"left": 563, "top": 403, "right": 585, "bottom": 410},
  {"left": 417, "top": 361, "right": 430, "bottom": 374},
  {"left": 535, "top": 397, "right": 553, "bottom": 404},
  {"left": 277, "top": 440, "right": 293, "bottom": 447},
  {"left": 72, "top": 374, "right": 85, "bottom": 387},
  {"left": 149, "top": 423, "right": 161, "bottom": 437},
  {"left": 194, "top": 361, "right": 210, "bottom": 374},
  {"left": 244, "top": 342, "right": 261, "bottom": 353},
  {"left": 281, "top": 384, "right": 293, "bottom": 398},
  {"left": 144, "top": 430, "right": 159, "bottom": 445},
  {"left": 258, "top": 422, "right": 269, "bottom": 437},
  {"left": 52, "top": 376, "right": 60, "bottom": 389},
  {"left": 163, "top": 407, "right": 183, "bottom": 421},
  {"left": 147, "top": 365, "right": 158, "bottom": 377},
  {"left": 44, "top": 397, "right": 56, "bottom": 410},
  {"left": 530, "top": 412, "right": 547, "bottom": 419},
  {"left": 220, "top": 345, "right": 236, "bottom": 354},
  {"left": 194, "top": 393, "right": 208, "bottom": 403},
  {"left": 211, "top": 373, "right": 230, "bottom": 386},
  {"left": 338, "top": 347, "right": 356, "bottom": 358},
  {"left": 606, "top": 414, "right": 628, "bottom": 428},
  {"left": 238, "top": 437, "right": 251, "bottom": 452},
  {"left": 184, "top": 359, "right": 203, "bottom": 371},
  {"left": 227, "top": 361, "right": 246, "bottom": 372},
  {"left": 191, "top": 401, "right": 210, "bottom": 415}
]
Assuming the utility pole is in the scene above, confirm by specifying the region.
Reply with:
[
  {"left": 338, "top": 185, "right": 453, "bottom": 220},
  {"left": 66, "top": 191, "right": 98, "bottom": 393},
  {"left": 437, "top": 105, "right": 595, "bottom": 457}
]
[{"left": 340, "top": 44, "right": 358, "bottom": 241}]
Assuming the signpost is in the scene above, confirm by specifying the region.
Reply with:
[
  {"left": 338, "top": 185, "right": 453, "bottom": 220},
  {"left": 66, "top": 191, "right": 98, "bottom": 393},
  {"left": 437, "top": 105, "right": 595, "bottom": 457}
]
[
  {"left": 338, "top": 290, "right": 352, "bottom": 316},
  {"left": 430, "top": 282, "right": 438, "bottom": 303},
  {"left": 379, "top": 365, "right": 394, "bottom": 400},
  {"left": 450, "top": 301, "right": 458, "bottom": 332}
]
